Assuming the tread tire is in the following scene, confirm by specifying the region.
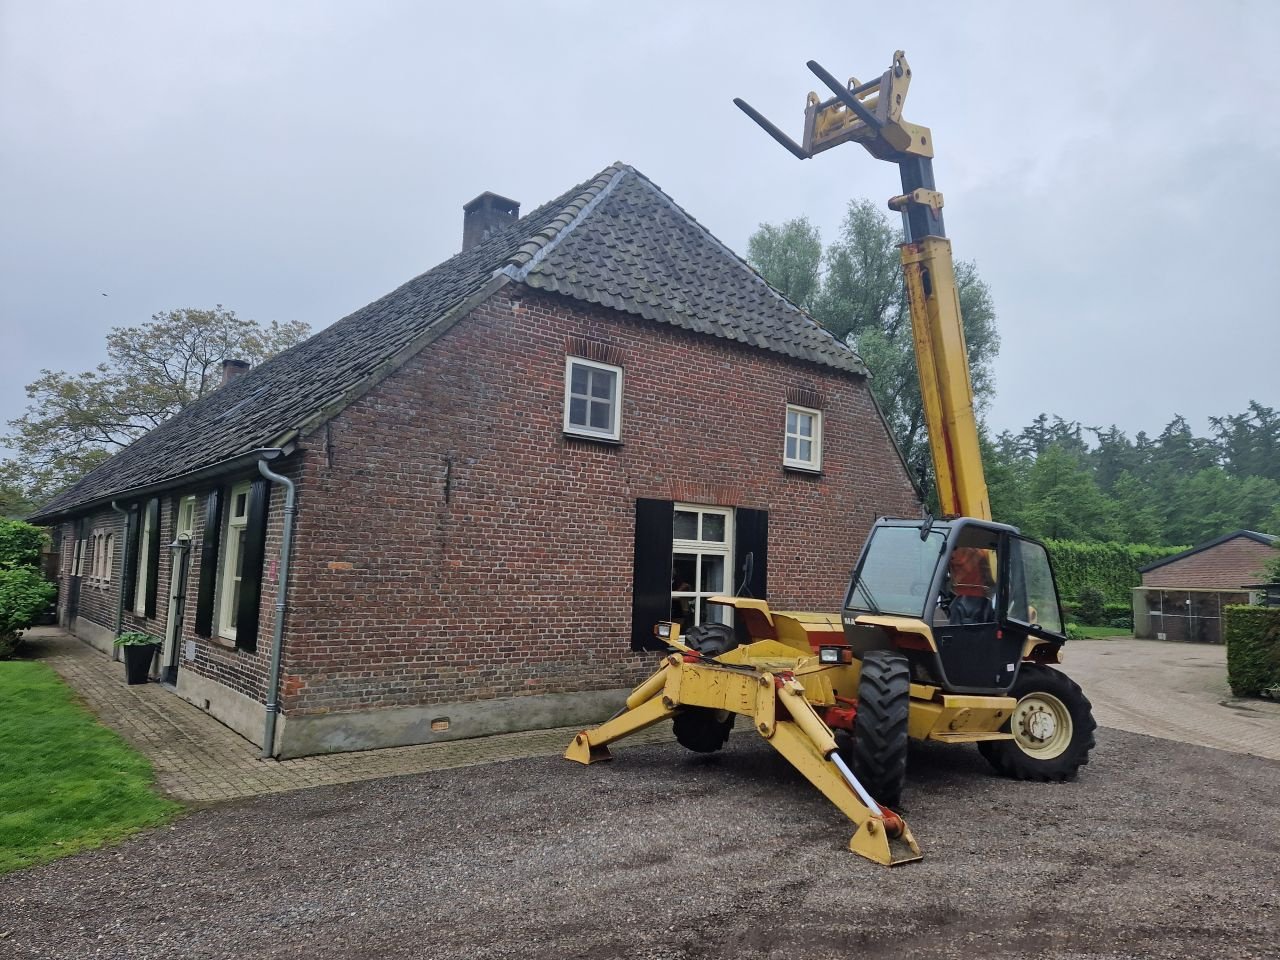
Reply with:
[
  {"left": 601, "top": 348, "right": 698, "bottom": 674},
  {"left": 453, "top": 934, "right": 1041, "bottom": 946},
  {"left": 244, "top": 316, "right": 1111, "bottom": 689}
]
[
  {"left": 978, "top": 663, "right": 1097, "bottom": 781},
  {"left": 684, "top": 622, "right": 739, "bottom": 658},
  {"left": 844, "top": 651, "right": 910, "bottom": 807},
  {"left": 673, "top": 708, "right": 734, "bottom": 754}
]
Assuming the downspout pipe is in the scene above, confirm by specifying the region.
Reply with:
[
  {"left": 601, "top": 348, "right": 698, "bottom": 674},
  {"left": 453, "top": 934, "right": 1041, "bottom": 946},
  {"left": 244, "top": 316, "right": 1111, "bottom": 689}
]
[
  {"left": 110, "top": 501, "right": 130, "bottom": 662},
  {"left": 257, "top": 455, "right": 297, "bottom": 759}
]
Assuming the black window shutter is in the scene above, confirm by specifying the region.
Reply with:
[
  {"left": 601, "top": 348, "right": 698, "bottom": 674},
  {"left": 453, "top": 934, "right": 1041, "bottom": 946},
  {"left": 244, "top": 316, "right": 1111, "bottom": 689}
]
[
  {"left": 194, "top": 489, "right": 223, "bottom": 637},
  {"left": 734, "top": 508, "right": 768, "bottom": 599},
  {"left": 234, "top": 478, "right": 270, "bottom": 651},
  {"left": 121, "top": 507, "right": 141, "bottom": 611},
  {"left": 143, "top": 498, "right": 161, "bottom": 619},
  {"left": 631, "top": 498, "right": 674, "bottom": 651}
]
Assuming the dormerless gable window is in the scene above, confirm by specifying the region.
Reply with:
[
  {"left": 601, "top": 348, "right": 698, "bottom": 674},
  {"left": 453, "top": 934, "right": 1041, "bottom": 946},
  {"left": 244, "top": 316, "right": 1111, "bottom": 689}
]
[
  {"left": 784, "top": 404, "right": 823, "bottom": 472},
  {"left": 564, "top": 356, "right": 622, "bottom": 441}
]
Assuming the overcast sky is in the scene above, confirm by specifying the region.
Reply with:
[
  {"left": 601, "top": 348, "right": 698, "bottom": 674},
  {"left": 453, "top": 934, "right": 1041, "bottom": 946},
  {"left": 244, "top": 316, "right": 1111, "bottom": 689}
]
[{"left": 2, "top": 0, "right": 1277, "bottom": 455}]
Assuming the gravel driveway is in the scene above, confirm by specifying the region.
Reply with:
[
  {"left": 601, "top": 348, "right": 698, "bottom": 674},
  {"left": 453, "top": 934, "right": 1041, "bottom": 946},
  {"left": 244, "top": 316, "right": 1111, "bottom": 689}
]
[{"left": 4, "top": 726, "right": 1277, "bottom": 959}]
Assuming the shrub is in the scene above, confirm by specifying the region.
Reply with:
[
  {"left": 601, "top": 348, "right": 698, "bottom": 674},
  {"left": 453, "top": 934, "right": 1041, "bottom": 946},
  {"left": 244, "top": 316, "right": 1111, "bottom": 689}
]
[
  {"left": 1103, "top": 603, "right": 1133, "bottom": 630},
  {"left": 0, "top": 518, "right": 45, "bottom": 571},
  {"left": 1224, "top": 605, "right": 1280, "bottom": 697},
  {"left": 0, "top": 567, "right": 57, "bottom": 658},
  {"left": 113, "top": 631, "right": 157, "bottom": 647},
  {"left": 1046, "top": 540, "right": 1187, "bottom": 605},
  {"left": 1077, "top": 586, "right": 1106, "bottom": 625}
]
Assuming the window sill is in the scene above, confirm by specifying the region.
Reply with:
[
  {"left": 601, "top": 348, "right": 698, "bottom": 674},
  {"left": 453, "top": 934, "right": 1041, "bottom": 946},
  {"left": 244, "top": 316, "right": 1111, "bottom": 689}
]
[
  {"left": 210, "top": 634, "right": 238, "bottom": 651},
  {"left": 784, "top": 463, "right": 823, "bottom": 478},
  {"left": 564, "top": 431, "right": 622, "bottom": 447}
]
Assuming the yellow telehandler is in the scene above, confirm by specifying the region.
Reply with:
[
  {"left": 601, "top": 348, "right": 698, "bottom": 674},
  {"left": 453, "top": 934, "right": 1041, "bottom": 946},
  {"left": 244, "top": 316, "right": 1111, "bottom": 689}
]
[{"left": 565, "top": 52, "right": 1096, "bottom": 866}]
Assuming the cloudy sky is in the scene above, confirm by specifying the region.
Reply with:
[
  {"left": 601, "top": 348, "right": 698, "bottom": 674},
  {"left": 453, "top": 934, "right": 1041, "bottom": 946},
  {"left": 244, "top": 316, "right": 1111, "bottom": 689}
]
[{"left": 2, "top": 0, "right": 1277, "bottom": 454}]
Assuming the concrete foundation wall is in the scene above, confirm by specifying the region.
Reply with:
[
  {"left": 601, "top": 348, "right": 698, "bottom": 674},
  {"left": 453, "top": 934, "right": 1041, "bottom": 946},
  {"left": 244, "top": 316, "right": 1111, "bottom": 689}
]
[{"left": 275, "top": 686, "right": 630, "bottom": 759}]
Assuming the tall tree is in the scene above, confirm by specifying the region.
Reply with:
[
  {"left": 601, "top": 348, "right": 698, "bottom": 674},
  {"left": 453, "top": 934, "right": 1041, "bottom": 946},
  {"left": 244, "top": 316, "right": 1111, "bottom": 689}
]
[
  {"left": 3, "top": 306, "right": 310, "bottom": 503},
  {"left": 748, "top": 199, "right": 1000, "bottom": 471}
]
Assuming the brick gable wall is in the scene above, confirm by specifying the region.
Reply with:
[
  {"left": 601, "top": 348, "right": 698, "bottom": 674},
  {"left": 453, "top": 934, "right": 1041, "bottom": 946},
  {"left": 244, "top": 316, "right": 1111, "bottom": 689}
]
[
  {"left": 1141, "top": 537, "right": 1275, "bottom": 589},
  {"left": 278, "top": 286, "right": 918, "bottom": 719}
]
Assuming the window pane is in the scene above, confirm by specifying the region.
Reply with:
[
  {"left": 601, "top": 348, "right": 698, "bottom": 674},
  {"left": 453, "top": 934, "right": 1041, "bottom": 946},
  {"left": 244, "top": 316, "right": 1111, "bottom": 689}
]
[
  {"left": 569, "top": 396, "right": 587, "bottom": 426},
  {"left": 571, "top": 364, "right": 588, "bottom": 394},
  {"left": 798, "top": 439, "right": 811, "bottom": 462},
  {"left": 589, "top": 369, "right": 614, "bottom": 400},
  {"left": 701, "top": 513, "right": 725, "bottom": 543},
  {"left": 589, "top": 399, "right": 611, "bottom": 430},
  {"left": 674, "top": 511, "right": 698, "bottom": 540},
  {"left": 797, "top": 413, "right": 812, "bottom": 438},
  {"left": 786, "top": 410, "right": 797, "bottom": 433},
  {"left": 701, "top": 599, "right": 731, "bottom": 626},
  {"left": 235, "top": 529, "right": 248, "bottom": 577},
  {"left": 700, "top": 555, "right": 725, "bottom": 593},
  {"left": 234, "top": 492, "right": 248, "bottom": 518},
  {"left": 786, "top": 436, "right": 797, "bottom": 460}
]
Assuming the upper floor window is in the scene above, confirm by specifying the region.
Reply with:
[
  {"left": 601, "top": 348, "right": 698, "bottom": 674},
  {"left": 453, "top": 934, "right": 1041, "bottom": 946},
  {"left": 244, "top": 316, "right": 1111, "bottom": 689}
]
[
  {"left": 564, "top": 356, "right": 622, "bottom": 442},
  {"left": 784, "top": 404, "right": 822, "bottom": 472}
]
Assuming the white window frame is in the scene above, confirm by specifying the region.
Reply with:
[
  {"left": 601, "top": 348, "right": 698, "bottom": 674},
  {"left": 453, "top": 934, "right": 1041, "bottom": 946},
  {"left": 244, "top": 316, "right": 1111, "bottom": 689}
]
[
  {"left": 88, "top": 528, "right": 113, "bottom": 586},
  {"left": 671, "top": 504, "right": 734, "bottom": 629},
  {"left": 218, "top": 482, "right": 252, "bottom": 642},
  {"left": 563, "top": 356, "right": 622, "bottom": 442},
  {"left": 783, "top": 403, "right": 823, "bottom": 472},
  {"left": 134, "top": 506, "right": 153, "bottom": 616},
  {"left": 177, "top": 495, "right": 196, "bottom": 542}
]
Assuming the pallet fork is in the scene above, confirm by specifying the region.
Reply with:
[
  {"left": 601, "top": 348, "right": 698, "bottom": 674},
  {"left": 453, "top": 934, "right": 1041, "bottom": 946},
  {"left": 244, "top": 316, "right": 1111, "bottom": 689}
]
[{"left": 565, "top": 635, "right": 921, "bottom": 867}]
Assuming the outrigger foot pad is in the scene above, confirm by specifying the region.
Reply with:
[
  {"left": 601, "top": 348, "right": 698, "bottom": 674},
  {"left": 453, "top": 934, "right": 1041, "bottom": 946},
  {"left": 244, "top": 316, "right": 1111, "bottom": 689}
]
[{"left": 564, "top": 732, "right": 612, "bottom": 765}]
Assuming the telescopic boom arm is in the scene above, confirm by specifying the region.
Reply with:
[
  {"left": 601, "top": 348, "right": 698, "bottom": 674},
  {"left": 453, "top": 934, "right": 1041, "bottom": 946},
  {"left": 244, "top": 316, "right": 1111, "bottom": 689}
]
[{"left": 735, "top": 52, "right": 991, "bottom": 521}]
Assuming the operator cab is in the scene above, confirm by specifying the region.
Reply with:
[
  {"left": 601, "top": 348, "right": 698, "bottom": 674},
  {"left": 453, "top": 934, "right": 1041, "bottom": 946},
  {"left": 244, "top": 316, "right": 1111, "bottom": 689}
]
[{"left": 841, "top": 517, "right": 1067, "bottom": 695}]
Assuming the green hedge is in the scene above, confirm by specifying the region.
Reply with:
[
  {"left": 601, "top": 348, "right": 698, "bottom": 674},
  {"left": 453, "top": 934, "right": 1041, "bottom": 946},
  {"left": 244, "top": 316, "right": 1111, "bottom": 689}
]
[
  {"left": 1045, "top": 540, "right": 1187, "bottom": 605},
  {"left": 1062, "top": 601, "right": 1133, "bottom": 630},
  {"left": 1224, "top": 605, "right": 1280, "bottom": 697}
]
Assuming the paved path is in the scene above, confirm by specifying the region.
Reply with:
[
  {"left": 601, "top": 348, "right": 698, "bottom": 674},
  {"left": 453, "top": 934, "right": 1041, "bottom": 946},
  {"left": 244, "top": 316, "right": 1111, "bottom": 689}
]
[
  {"left": 17, "top": 629, "right": 1280, "bottom": 806},
  {"left": 1063, "top": 636, "right": 1280, "bottom": 761},
  {"left": 17, "top": 627, "right": 669, "bottom": 804}
]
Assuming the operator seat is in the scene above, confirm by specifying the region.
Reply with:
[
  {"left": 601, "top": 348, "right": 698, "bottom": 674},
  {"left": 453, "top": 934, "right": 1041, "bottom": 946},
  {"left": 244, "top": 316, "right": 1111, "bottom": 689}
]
[{"left": 949, "top": 594, "right": 994, "bottom": 625}]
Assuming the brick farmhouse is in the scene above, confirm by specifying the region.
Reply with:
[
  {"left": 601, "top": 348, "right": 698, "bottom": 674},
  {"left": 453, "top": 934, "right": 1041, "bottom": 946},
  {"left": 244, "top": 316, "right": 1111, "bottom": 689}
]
[
  {"left": 32, "top": 164, "right": 919, "bottom": 758},
  {"left": 1133, "top": 530, "right": 1277, "bottom": 643}
]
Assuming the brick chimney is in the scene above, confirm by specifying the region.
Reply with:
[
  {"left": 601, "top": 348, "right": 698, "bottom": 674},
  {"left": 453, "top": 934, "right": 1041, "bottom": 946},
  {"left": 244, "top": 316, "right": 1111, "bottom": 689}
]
[
  {"left": 462, "top": 192, "right": 520, "bottom": 251},
  {"left": 221, "top": 358, "right": 250, "bottom": 386}
]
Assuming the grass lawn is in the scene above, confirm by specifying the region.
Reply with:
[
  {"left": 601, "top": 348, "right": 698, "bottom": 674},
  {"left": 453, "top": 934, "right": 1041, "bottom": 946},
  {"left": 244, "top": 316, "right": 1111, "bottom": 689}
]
[
  {"left": 0, "top": 660, "right": 181, "bottom": 873},
  {"left": 1074, "top": 625, "right": 1133, "bottom": 639}
]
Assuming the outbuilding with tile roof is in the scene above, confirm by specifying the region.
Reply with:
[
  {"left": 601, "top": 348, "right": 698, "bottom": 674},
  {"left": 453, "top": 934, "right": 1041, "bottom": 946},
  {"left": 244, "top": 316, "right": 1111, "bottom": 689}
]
[{"left": 38, "top": 163, "right": 919, "bottom": 757}]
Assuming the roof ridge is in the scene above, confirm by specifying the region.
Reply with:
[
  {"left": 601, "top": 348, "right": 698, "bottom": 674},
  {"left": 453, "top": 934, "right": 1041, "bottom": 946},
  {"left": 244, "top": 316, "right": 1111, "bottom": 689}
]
[
  {"left": 609, "top": 167, "right": 860, "bottom": 363},
  {"left": 502, "top": 163, "right": 627, "bottom": 276}
]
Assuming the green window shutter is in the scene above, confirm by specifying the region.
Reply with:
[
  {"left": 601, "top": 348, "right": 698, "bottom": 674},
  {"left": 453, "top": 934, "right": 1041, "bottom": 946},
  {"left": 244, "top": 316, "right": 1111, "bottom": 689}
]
[
  {"left": 631, "top": 498, "right": 674, "bottom": 651},
  {"left": 234, "top": 478, "right": 270, "bottom": 652},
  {"left": 143, "top": 498, "right": 161, "bottom": 619},
  {"left": 194, "top": 489, "right": 223, "bottom": 637},
  {"left": 121, "top": 507, "right": 141, "bottom": 611}
]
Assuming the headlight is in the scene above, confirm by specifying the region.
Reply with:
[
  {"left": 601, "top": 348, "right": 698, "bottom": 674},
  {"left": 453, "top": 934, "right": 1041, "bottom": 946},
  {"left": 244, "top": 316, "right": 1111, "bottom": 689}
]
[
  {"left": 655, "top": 622, "right": 672, "bottom": 639},
  {"left": 819, "top": 646, "right": 851, "bottom": 664}
]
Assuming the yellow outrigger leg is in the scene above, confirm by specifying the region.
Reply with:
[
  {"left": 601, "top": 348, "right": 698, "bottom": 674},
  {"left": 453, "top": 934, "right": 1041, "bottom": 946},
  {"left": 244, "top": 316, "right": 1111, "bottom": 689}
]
[{"left": 565, "top": 653, "right": 921, "bottom": 866}]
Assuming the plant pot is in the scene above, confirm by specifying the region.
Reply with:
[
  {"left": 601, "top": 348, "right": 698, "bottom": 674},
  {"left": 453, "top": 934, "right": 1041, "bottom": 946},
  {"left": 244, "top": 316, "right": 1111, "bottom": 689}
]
[{"left": 123, "top": 644, "right": 159, "bottom": 685}]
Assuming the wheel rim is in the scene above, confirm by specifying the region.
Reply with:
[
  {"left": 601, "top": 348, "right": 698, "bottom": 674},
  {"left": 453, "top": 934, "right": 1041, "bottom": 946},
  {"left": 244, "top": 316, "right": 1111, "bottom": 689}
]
[{"left": 1011, "top": 692, "right": 1072, "bottom": 759}]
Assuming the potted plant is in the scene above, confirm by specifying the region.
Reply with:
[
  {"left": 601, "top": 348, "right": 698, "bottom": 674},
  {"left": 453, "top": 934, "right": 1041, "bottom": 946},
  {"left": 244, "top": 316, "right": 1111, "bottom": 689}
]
[{"left": 114, "top": 631, "right": 160, "bottom": 685}]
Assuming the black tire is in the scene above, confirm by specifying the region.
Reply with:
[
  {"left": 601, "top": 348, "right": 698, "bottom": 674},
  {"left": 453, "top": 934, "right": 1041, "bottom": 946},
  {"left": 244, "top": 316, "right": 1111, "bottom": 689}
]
[
  {"left": 683, "top": 622, "right": 739, "bottom": 658},
  {"left": 978, "top": 663, "right": 1097, "bottom": 781},
  {"left": 842, "top": 651, "right": 910, "bottom": 807},
  {"left": 673, "top": 707, "right": 734, "bottom": 753}
]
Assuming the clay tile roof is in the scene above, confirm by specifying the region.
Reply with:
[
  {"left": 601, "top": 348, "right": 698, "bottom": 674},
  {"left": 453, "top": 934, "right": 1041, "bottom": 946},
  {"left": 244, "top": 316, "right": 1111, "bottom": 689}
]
[{"left": 31, "top": 163, "right": 863, "bottom": 521}]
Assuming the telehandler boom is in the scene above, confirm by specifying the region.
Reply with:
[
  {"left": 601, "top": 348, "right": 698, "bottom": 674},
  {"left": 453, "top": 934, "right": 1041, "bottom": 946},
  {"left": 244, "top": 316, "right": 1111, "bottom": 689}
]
[{"left": 566, "top": 52, "right": 1096, "bottom": 867}]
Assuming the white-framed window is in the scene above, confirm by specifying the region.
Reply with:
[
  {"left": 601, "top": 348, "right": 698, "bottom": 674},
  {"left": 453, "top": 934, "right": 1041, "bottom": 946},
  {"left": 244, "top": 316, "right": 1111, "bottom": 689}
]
[
  {"left": 134, "top": 508, "right": 153, "bottom": 615},
  {"left": 72, "top": 537, "right": 86, "bottom": 578},
  {"left": 88, "top": 528, "right": 114, "bottom": 586},
  {"left": 563, "top": 356, "right": 622, "bottom": 442},
  {"left": 177, "top": 495, "right": 196, "bottom": 542},
  {"left": 218, "top": 482, "right": 252, "bottom": 641},
  {"left": 784, "top": 404, "right": 823, "bottom": 472},
  {"left": 671, "top": 504, "right": 734, "bottom": 629}
]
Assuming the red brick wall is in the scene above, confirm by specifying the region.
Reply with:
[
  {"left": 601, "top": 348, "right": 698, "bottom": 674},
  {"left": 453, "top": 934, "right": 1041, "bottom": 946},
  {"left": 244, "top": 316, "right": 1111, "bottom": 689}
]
[
  {"left": 279, "top": 287, "right": 919, "bottom": 718},
  {"left": 1141, "top": 537, "right": 1275, "bottom": 589}
]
